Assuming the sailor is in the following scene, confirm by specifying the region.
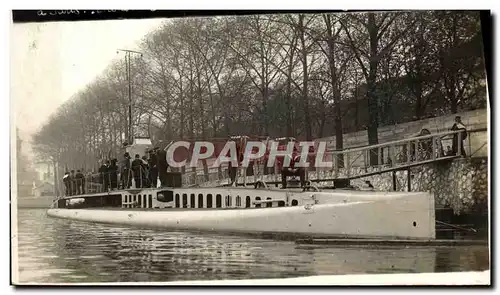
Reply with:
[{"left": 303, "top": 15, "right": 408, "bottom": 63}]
[
  {"left": 141, "top": 155, "right": 150, "bottom": 187},
  {"left": 120, "top": 153, "right": 132, "bottom": 189},
  {"left": 70, "top": 170, "right": 77, "bottom": 195},
  {"left": 62, "top": 172, "right": 70, "bottom": 196},
  {"left": 75, "top": 169, "right": 85, "bottom": 195},
  {"left": 451, "top": 116, "right": 467, "bottom": 157},
  {"left": 227, "top": 138, "right": 238, "bottom": 186},
  {"left": 280, "top": 147, "right": 305, "bottom": 189},
  {"left": 156, "top": 146, "right": 169, "bottom": 187},
  {"left": 98, "top": 160, "right": 109, "bottom": 192},
  {"left": 148, "top": 149, "right": 158, "bottom": 188},
  {"left": 108, "top": 158, "right": 119, "bottom": 190},
  {"left": 131, "top": 154, "right": 144, "bottom": 188}
]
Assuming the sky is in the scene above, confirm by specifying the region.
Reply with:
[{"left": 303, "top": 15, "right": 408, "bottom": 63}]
[{"left": 11, "top": 18, "right": 165, "bottom": 145}]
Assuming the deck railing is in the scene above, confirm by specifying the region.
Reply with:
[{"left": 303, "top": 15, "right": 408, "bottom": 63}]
[{"left": 62, "top": 165, "right": 152, "bottom": 196}]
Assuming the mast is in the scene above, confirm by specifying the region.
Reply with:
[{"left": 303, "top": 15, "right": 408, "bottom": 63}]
[{"left": 117, "top": 49, "right": 143, "bottom": 144}]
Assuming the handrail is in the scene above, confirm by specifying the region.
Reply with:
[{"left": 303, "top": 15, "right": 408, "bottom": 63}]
[
  {"left": 61, "top": 163, "right": 155, "bottom": 196},
  {"left": 330, "top": 129, "right": 465, "bottom": 155},
  {"left": 325, "top": 127, "right": 487, "bottom": 152}
]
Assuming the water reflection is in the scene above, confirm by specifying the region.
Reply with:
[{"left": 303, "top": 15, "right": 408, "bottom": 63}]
[{"left": 15, "top": 209, "right": 489, "bottom": 283}]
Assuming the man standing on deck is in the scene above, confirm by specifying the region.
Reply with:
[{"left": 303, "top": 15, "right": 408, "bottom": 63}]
[
  {"left": 451, "top": 116, "right": 467, "bottom": 157},
  {"left": 75, "top": 169, "right": 85, "bottom": 195},
  {"left": 148, "top": 149, "right": 158, "bottom": 188},
  {"left": 120, "top": 153, "right": 132, "bottom": 189},
  {"left": 108, "top": 158, "right": 119, "bottom": 190},
  {"left": 98, "top": 160, "right": 109, "bottom": 192},
  {"left": 141, "top": 155, "right": 150, "bottom": 187},
  {"left": 156, "top": 145, "right": 169, "bottom": 187},
  {"left": 62, "top": 172, "right": 70, "bottom": 196},
  {"left": 70, "top": 170, "right": 77, "bottom": 195},
  {"left": 131, "top": 154, "right": 145, "bottom": 188}
]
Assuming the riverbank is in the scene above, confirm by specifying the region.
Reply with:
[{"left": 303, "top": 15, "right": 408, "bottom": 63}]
[{"left": 16, "top": 196, "right": 54, "bottom": 209}]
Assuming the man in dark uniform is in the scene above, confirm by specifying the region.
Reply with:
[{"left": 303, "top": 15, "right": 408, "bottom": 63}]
[
  {"left": 227, "top": 140, "right": 242, "bottom": 186},
  {"left": 280, "top": 148, "right": 306, "bottom": 189},
  {"left": 75, "top": 169, "right": 85, "bottom": 194},
  {"left": 131, "top": 154, "right": 145, "bottom": 188},
  {"left": 70, "top": 170, "right": 77, "bottom": 195},
  {"left": 141, "top": 155, "right": 150, "bottom": 187},
  {"left": 148, "top": 149, "right": 158, "bottom": 188},
  {"left": 156, "top": 146, "right": 169, "bottom": 187},
  {"left": 121, "top": 153, "right": 132, "bottom": 189},
  {"left": 108, "top": 158, "right": 119, "bottom": 190},
  {"left": 98, "top": 160, "right": 109, "bottom": 192}
]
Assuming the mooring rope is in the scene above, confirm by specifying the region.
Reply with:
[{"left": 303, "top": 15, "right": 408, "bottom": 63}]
[{"left": 436, "top": 220, "right": 477, "bottom": 233}]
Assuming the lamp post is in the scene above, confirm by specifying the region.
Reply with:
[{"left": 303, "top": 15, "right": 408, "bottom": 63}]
[{"left": 117, "top": 49, "right": 143, "bottom": 145}]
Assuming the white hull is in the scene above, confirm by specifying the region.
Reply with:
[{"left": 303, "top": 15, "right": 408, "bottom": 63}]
[{"left": 47, "top": 188, "right": 435, "bottom": 240}]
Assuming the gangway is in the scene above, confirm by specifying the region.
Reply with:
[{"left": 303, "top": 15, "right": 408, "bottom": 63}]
[{"left": 228, "top": 129, "right": 470, "bottom": 189}]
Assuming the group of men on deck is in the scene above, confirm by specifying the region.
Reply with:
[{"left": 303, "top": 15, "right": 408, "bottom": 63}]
[
  {"left": 62, "top": 145, "right": 171, "bottom": 196},
  {"left": 97, "top": 146, "right": 170, "bottom": 191},
  {"left": 62, "top": 170, "right": 86, "bottom": 196}
]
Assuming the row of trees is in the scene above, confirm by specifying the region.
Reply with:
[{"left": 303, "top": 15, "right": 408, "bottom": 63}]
[{"left": 32, "top": 11, "right": 486, "bottom": 171}]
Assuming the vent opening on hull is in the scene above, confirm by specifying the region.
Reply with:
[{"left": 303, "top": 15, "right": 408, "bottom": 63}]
[
  {"left": 198, "top": 194, "right": 204, "bottom": 208},
  {"left": 175, "top": 194, "right": 180, "bottom": 208},
  {"left": 182, "top": 194, "right": 188, "bottom": 208},
  {"left": 225, "top": 195, "right": 232, "bottom": 207},
  {"left": 255, "top": 197, "right": 261, "bottom": 208},
  {"left": 216, "top": 194, "right": 222, "bottom": 208},
  {"left": 207, "top": 194, "right": 213, "bottom": 208},
  {"left": 291, "top": 199, "right": 298, "bottom": 206},
  {"left": 236, "top": 196, "right": 241, "bottom": 207},
  {"left": 245, "top": 196, "right": 250, "bottom": 208},
  {"left": 266, "top": 197, "right": 272, "bottom": 208},
  {"left": 190, "top": 194, "right": 195, "bottom": 208}
]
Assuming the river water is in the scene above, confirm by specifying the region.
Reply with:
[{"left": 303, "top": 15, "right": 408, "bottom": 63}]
[{"left": 14, "top": 209, "right": 490, "bottom": 284}]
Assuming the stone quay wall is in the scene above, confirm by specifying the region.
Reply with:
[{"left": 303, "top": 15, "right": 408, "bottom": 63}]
[{"left": 343, "top": 158, "right": 488, "bottom": 215}]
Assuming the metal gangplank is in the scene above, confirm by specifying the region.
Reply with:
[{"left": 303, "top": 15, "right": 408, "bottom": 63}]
[
  {"left": 312, "top": 129, "right": 464, "bottom": 181},
  {"left": 225, "top": 129, "right": 469, "bottom": 188}
]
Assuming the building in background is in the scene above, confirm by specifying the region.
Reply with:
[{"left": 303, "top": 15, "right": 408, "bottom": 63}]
[
  {"left": 32, "top": 181, "right": 55, "bottom": 197},
  {"left": 16, "top": 129, "right": 39, "bottom": 197}
]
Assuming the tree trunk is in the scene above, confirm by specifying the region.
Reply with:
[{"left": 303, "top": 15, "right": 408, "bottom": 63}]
[
  {"left": 298, "top": 15, "right": 312, "bottom": 140},
  {"left": 334, "top": 102, "right": 344, "bottom": 168},
  {"left": 367, "top": 13, "right": 380, "bottom": 166}
]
